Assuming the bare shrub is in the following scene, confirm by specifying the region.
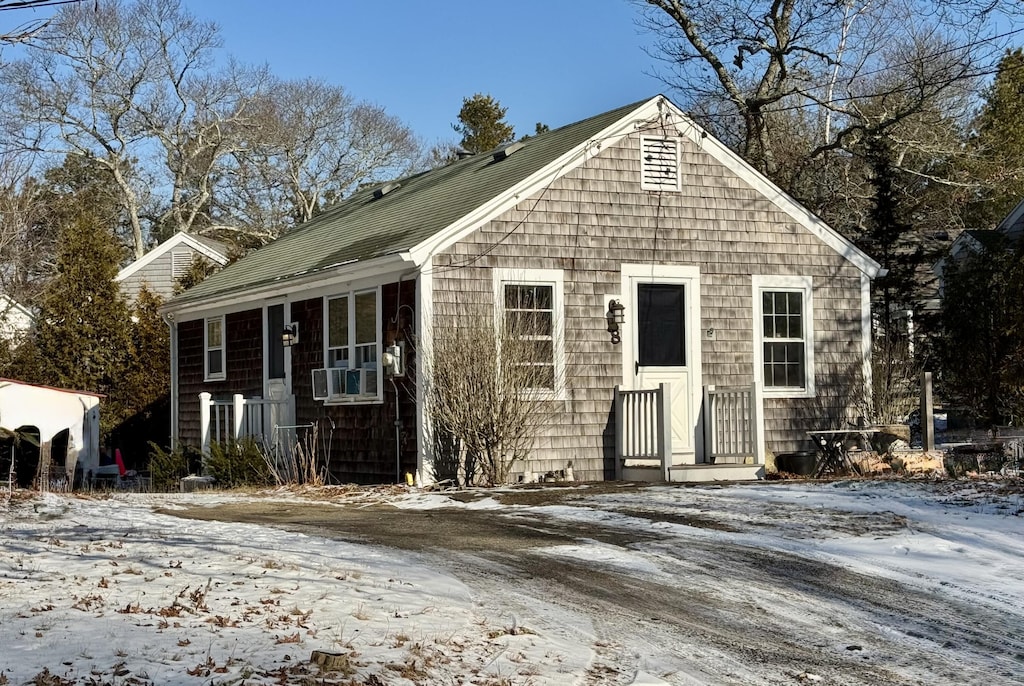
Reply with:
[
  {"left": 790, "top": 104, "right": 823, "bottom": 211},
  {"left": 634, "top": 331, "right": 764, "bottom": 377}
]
[
  {"left": 870, "top": 334, "right": 920, "bottom": 425},
  {"left": 426, "top": 312, "right": 563, "bottom": 486},
  {"left": 261, "top": 423, "right": 327, "bottom": 486}
]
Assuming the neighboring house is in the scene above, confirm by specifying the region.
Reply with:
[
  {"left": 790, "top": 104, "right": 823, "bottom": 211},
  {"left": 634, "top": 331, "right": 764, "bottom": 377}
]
[
  {"left": 116, "top": 232, "right": 229, "bottom": 303},
  {"left": 0, "top": 379, "right": 101, "bottom": 487},
  {"left": 161, "top": 96, "right": 883, "bottom": 485},
  {"left": 933, "top": 214, "right": 1022, "bottom": 294},
  {"left": 0, "top": 294, "right": 34, "bottom": 344}
]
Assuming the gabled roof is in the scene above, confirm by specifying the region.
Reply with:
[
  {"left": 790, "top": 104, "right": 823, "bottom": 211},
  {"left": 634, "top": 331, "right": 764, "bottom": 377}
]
[
  {"left": 116, "top": 232, "right": 230, "bottom": 283},
  {"left": 997, "top": 198, "right": 1024, "bottom": 242},
  {"left": 166, "top": 96, "right": 881, "bottom": 311}
]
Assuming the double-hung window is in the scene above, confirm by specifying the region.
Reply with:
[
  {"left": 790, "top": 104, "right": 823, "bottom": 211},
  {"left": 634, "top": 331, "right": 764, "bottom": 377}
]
[
  {"left": 494, "top": 269, "right": 564, "bottom": 397},
  {"left": 752, "top": 275, "right": 814, "bottom": 397},
  {"left": 325, "top": 289, "right": 379, "bottom": 399},
  {"left": 204, "top": 315, "right": 225, "bottom": 381}
]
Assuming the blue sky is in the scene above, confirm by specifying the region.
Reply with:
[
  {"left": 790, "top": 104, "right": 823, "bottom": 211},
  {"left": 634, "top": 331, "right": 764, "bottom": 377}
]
[{"left": 179, "top": 0, "right": 665, "bottom": 146}]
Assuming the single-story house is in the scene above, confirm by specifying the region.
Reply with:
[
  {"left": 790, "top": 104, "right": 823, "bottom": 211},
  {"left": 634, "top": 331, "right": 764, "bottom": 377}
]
[
  {"left": 116, "top": 231, "right": 230, "bottom": 303},
  {"left": 161, "top": 95, "right": 883, "bottom": 485},
  {"left": 0, "top": 379, "right": 101, "bottom": 488}
]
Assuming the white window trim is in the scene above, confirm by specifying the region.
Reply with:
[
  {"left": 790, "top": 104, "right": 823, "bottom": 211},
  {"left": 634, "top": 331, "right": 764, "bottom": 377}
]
[
  {"left": 203, "top": 315, "right": 226, "bottom": 382},
  {"left": 639, "top": 135, "right": 681, "bottom": 192},
  {"left": 493, "top": 268, "right": 566, "bottom": 400},
  {"left": 752, "top": 275, "right": 815, "bottom": 398},
  {"left": 321, "top": 286, "right": 383, "bottom": 405}
]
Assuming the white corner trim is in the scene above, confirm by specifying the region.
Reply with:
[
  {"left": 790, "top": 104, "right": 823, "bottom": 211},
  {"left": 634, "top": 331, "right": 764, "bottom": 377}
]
[
  {"left": 751, "top": 275, "right": 816, "bottom": 398},
  {"left": 415, "top": 259, "right": 434, "bottom": 486},
  {"left": 117, "top": 232, "right": 229, "bottom": 283},
  {"left": 861, "top": 272, "right": 873, "bottom": 409}
]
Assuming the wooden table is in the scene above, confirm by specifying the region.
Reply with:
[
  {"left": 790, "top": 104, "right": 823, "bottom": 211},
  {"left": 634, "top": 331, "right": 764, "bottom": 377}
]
[{"left": 806, "top": 429, "right": 878, "bottom": 477}]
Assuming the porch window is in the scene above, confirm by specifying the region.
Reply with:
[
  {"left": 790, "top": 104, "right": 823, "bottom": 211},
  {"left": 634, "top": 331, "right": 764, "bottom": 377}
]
[
  {"left": 494, "top": 269, "right": 564, "bottom": 397},
  {"left": 324, "top": 288, "right": 380, "bottom": 399},
  {"left": 753, "top": 275, "right": 815, "bottom": 397},
  {"left": 204, "top": 316, "right": 225, "bottom": 381}
]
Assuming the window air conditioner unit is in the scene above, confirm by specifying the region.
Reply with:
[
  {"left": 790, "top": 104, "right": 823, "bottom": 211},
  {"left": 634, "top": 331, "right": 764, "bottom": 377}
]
[
  {"left": 343, "top": 367, "right": 378, "bottom": 396},
  {"left": 312, "top": 368, "right": 329, "bottom": 400}
]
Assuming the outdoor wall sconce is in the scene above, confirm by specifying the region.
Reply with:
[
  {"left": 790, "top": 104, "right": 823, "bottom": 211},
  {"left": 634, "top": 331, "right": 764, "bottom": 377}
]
[
  {"left": 282, "top": 322, "right": 298, "bottom": 347},
  {"left": 606, "top": 299, "right": 625, "bottom": 344}
]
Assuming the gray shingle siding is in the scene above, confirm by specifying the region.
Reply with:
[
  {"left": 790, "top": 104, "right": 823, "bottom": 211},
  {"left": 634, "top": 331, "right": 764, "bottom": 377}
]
[{"left": 433, "top": 131, "right": 865, "bottom": 481}]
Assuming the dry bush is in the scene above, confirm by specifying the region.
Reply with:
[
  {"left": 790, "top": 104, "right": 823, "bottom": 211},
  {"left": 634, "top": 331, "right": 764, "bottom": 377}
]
[
  {"left": 426, "top": 312, "right": 564, "bottom": 486},
  {"left": 870, "top": 334, "right": 920, "bottom": 425}
]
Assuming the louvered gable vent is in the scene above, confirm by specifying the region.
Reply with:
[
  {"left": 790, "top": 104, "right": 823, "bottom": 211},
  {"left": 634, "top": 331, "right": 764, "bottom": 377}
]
[
  {"left": 641, "top": 136, "right": 680, "bottom": 191},
  {"left": 171, "top": 250, "right": 191, "bottom": 278}
]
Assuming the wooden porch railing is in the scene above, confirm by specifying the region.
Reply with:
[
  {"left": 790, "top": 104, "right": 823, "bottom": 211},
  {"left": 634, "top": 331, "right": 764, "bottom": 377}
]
[
  {"left": 702, "top": 382, "right": 765, "bottom": 465},
  {"left": 198, "top": 392, "right": 294, "bottom": 455},
  {"left": 614, "top": 383, "right": 672, "bottom": 481}
]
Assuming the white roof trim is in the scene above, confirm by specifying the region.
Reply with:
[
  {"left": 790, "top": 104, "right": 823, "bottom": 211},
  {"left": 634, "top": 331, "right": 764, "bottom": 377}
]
[
  {"left": 997, "top": 198, "right": 1024, "bottom": 233},
  {"left": 115, "top": 232, "right": 229, "bottom": 282},
  {"left": 160, "top": 252, "right": 416, "bottom": 321},
  {"left": 410, "top": 96, "right": 883, "bottom": 279}
]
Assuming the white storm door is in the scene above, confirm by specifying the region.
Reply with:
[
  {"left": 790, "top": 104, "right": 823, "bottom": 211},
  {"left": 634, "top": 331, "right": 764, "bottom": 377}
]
[
  {"left": 625, "top": 266, "right": 702, "bottom": 462},
  {"left": 264, "top": 303, "right": 294, "bottom": 435}
]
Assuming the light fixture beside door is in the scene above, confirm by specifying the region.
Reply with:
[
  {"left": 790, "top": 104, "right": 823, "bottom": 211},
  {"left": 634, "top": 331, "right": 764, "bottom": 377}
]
[{"left": 282, "top": 322, "right": 299, "bottom": 347}]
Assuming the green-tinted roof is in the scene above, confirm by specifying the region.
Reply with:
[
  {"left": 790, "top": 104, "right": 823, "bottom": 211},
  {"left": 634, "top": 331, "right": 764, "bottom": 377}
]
[{"left": 170, "top": 98, "right": 653, "bottom": 307}]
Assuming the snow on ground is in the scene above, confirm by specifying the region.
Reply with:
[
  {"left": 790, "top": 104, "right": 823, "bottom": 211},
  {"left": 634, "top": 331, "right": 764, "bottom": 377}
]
[
  {"left": 1, "top": 479, "right": 1022, "bottom": 685},
  {"left": 0, "top": 491, "right": 590, "bottom": 685}
]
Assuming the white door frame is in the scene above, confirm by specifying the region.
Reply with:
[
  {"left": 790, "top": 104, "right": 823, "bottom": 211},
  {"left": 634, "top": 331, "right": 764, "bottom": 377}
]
[
  {"left": 619, "top": 264, "right": 704, "bottom": 460},
  {"left": 262, "top": 300, "right": 298, "bottom": 455}
]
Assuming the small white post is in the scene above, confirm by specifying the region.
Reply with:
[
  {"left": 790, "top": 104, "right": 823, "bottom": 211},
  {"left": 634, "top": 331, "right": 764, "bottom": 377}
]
[
  {"left": 920, "top": 371, "right": 934, "bottom": 452},
  {"left": 703, "top": 384, "right": 714, "bottom": 464},
  {"left": 232, "top": 393, "right": 245, "bottom": 441},
  {"left": 751, "top": 380, "right": 765, "bottom": 465},
  {"left": 658, "top": 382, "right": 673, "bottom": 482},
  {"left": 199, "top": 392, "right": 212, "bottom": 456},
  {"left": 614, "top": 385, "right": 624, "bottom": 481}
]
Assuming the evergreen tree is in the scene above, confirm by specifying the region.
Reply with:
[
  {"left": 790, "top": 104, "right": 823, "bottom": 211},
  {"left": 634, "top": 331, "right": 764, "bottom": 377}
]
[
  {"left": 864, "top": 134, "right": 923, "bottom": 337},
  {"left": 173, "top": 254, "right": 221, "bottom": 294},
  {"left": 962, "top": 49, "right": 1024, "bottom": 229},
  {"left": 124, "top": 285, "right": 170, "bottom": 411},
  {"left": 30, "top": 209, "right": 133, "bottom": 434},
  {"left": 938, "top": 238, "right": 1024, "bottom": 426},
  {"left": 452, "top": 94, "right": 515, "bottom": 154}
]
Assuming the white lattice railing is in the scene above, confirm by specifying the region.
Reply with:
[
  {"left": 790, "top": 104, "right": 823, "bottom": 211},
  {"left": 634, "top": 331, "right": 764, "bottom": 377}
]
[
  {"left": 198, "top": 392, "right": 294, "bottom": 455},
  {"left": 703, "top": 382, "right": 765, "bottom": 465},
  {"left": 614, "top": 383, "right": 672, "bottom": 481}
]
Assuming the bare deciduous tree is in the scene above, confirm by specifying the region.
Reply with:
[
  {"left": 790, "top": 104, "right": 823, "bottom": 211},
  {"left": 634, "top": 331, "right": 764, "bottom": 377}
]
[
  {"left": 0, "top": 0, "right": 82, "bottom": 44},
  {"left": 637, "top": 0, "right": 1016, "bottom": 179},
  {"left": 1, "top": 0, "right": 225, "bottom": 258},
  {"left": 224, "top": 77, "right": 422, "bottom": 238}
]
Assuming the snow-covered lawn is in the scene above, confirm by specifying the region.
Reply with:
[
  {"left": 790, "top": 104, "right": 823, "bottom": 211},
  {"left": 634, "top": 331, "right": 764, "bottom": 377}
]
[
  {"left": 0, "top": 491, "right": 589, "bottom": 685},
  {"left": 1, "top": 478, "right": 1022, "bottom": 685}
]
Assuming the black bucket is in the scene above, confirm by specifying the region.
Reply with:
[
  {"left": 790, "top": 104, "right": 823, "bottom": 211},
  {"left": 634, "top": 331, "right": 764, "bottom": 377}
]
[{"left": 775, "top": 451, "right": 817, "bottom": 476}]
